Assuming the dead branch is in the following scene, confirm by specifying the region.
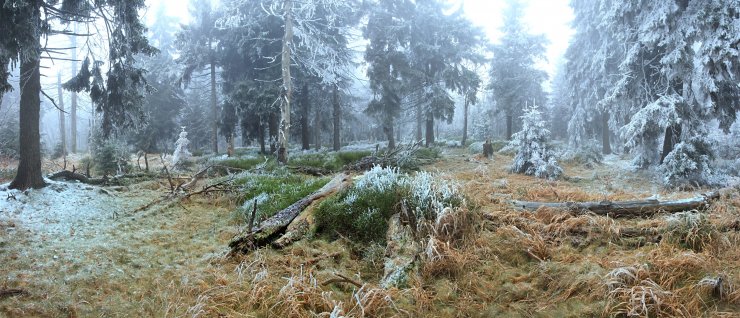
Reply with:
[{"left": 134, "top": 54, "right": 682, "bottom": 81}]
[
  {"left": 229, "top": 173, "right": 352, "bottom": 256},
  {"left": 0, "top": 288, "right": 27, "bottom": 299},
  {"left": 321, "top": 272, "right": 363, "bottom": 288},
  {"left": 510, "top": 191, "right": 720, "bottom": 217}
]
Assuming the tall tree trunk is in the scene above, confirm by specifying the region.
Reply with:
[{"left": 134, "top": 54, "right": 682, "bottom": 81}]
[
  {"left": 57, "top": 72, "right": 66, "bottom": 157},
  {"left": 660, "top": 124, "right": 681, "bottom": 164},
  {"left": 259, "top": 120, "right": 267, "bottom": 154},
  {"left": 425, "top": 114, "right": 434, "bottom": 147},
  {"left": 384, "top": 120, "right": 395, "bottom": 150},
  {"left": 314, "top": 102, "right": 321, "bottom": 151},
  {"left": 11, "top": 26, "right": 46, "bottom": 190},
  {"left": 144, "top": 152, "right": 149, "bottom": 172},
  {"left": 269, "top": 112, "right": 278, "bottom": 153},
  {"left": 601, "top": 111, "right": 611, "bottom": 155},
  {"left": 332, "top": 85, "right": 341, "bottom": 151},
  {"left": 210, "top": 57, "right": 218, "bottom": 154},
  {"left": 227, "top": 133, "right": 235, "bottom": 157},
  {"left": 505, "top": 114, "right": 513, "bottom": 140},
  {"left": 278, "top": 0, "right": 293, "bottom": 164},
  {"left": 300, "top": 83, "right": 310, "bottom": 150},
  {"left": 461, "top": 95, "right": 469, "bottom": 146},
  {"left": 69, "top": 27, "right": 78, "bottom": 153},
  {"left": 415, "top": 104, "right": 423, "bottom": 142}
]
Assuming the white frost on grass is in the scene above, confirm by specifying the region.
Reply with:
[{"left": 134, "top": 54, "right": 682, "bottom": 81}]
[{"left": 0, "top": 179, "right": 147, "bottom": 236}]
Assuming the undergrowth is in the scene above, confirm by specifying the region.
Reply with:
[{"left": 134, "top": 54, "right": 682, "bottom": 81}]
[
  {"left": 232, "top": 174, "right": 329, "bottom": 223},
  {"left": 290, "top": 150, "right": 373, "bottom": 172}
]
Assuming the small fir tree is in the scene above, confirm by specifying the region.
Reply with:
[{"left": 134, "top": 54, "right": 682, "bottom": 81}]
[
  {"left": 510, "top": 104, "right": 562, "bottom": 180},
  {"left": 172, "top": 127, "right": 192, "bottom": 169}
]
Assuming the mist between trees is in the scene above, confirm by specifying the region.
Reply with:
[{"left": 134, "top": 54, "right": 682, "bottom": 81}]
[{"left": 1, "top": 0, "right": 738, "bottom": 190}]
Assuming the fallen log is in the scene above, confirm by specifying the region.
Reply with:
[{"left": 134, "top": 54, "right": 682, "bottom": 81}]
[
  {"left": 229, "top": 173, "right": 351, "bottom": 256},
  {"left": 49, "top": 170, "right": 89, "bottom": 183},
  {"left": 511, "top": 191, "right": 720, "bottom": 217}
]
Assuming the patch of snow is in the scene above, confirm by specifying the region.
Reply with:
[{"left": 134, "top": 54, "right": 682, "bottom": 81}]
[{"left": 0, "top": 179, "right": 153, "bottom": 236}]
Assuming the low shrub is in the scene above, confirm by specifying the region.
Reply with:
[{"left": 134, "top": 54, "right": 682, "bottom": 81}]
[{"left": 562, "top": 142, "right": 603, "bottom": 168}]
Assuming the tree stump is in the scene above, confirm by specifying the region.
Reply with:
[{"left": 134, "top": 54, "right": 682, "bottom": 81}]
[{"left": 483, "top": 139, "right": 494, "bottom": 158}]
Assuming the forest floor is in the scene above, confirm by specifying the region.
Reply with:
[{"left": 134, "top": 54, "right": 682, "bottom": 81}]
[{"left": 0, "top": 147, "right": 739, "bottom": 317}]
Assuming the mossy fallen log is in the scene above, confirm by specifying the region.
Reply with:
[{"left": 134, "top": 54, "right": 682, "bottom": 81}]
[
  {"left": 510, "top": 191, "right": 720, "bottom": 217},
  {"left": 228, "top": 173, "right": 351, "bottom": 255}
]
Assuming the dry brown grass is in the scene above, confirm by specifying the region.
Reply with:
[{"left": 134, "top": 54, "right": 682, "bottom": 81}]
[{"left": 2, "top": 147, "right": 739, "bottom": 317}]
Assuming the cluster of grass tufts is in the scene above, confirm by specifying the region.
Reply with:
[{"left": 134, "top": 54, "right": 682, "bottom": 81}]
[
  {"left": 315, "top": 166, "right": 466, "bottom": 244},
  {"left": 663, "top": 211, "right": 722, "bottom": 252},
  {"left": 231, "top": 173, "right": 329, "bottom": 224},
  {"left": 315, "top": 166, "right": 405, "bottom": 243}
]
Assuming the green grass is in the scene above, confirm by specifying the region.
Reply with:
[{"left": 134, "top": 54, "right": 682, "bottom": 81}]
[
  {"left": 290, "top": 150, "right": 372, "bottom": 172},
  {"left": 219, "top": 157, "right": 275, "bottom": 171},
  {"left": 232, "top": 174, "right": 329, "bottom": 224},
  {"left": 315, "top": 187, "right": 404, "bottom": 243}
]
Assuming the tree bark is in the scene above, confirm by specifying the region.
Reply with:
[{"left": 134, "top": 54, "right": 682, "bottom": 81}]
[
  {"left": 661, "top": 124, "right": 681, "bottom": 164},
  {"left": 300, "top": 83, "right": 310, "bottom": 150},
  {"left": 259, "top": 119, "right": 267, "bottom": 154},
  {"left": 601, "top": 111, "right": 611, "bottom": 155},
  {"left": 11, "top": 20, "right": 47, "bottom": 190},
  {"left": 268, "top": 112, "right": 278, "bottom": 153},
  {"left": 210, "top": 56, "right": 218, "bottom": 154},
  {"left": 506, "top": 114, "right": 513, "bottom": 140},
  {"left": 461, "top": 95, "right": 469, "bottom": 146},
  {"left": 332, "top": 85, "right": 341, "bottom": 151},
  {"left": 229, "top": 173, "right": 351, "bottom": 255},
  {"left": 69, "top": 26, "right": 78, "bottom": 153},
  {"left": 57, "top": 72, "right": 66, "bottom": 157},
  {"left": 384, "top": 119, "right": 396, "bottom": 150},
  {"left": 425, "top": 114, "right": 434, "bottom": 147},
  {"left": 278, "top": 0, "right": 293, "bottom": 164},
  {"left": 511, "top": 191, "right": 720, "bottom": 217}
]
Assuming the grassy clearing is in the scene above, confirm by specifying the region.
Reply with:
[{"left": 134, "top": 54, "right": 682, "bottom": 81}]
[{"left": 1, "top": 147, "right": 739, "bottom": 317}]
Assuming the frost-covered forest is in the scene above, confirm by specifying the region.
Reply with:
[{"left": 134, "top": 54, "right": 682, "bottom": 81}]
[{"left": 1, "top": 0, "right": 739, "bottom": 317}]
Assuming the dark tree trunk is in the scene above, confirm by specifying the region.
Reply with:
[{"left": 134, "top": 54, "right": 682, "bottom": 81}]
[
  {"left": 210, "top": 58, "right": 218, "bottom": 154},
  {"left": 601, "top": 111, "right": 611, "bottom": 155},
  {"left": 415, "top": 104, "right": 423, "bottom": 142},
  {"left": 332, "top": 85, "right": 341, "bottom": 151},
  {"left": 11, "top": 40, "right": 47, "bottom": 190},
  {"left": 259, "top": 120, "right": 267, "bottom": 154},
  {"left": 384, "top": 119, "right": 396, "bottom": 150},
  {"left": 144, "top": 152, "right": 149, "bottom": 172},
  {"left": 425, "top": 114, "right": 434, "bottom": 147},
  {"left": 300, "top": 83, "right": 310, "bottom": 150},
  {"left": 268, "top": 112, "right": 278, "bottom": 153},
  {"left": 660, "top": 124, "right": 682, "bottom": 164},
  {"left": 506, "top": 114, "right": 513, "bottom": 140},
  {"left": 461, "top": 96, "right": 469, "bottom": 146}
]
